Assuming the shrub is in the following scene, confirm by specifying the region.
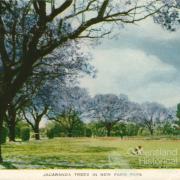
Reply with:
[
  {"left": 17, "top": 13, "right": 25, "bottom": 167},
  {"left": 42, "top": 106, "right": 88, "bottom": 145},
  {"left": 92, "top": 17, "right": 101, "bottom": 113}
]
[
  {"left": 138, "top": 128, "right": 151, "bottom": 136},
  {"left": 0, "top": 127, "right": 8, "bottom": 144},
  {"left": 85, "top": 128, "right": 92, "bottom": 137},
  {"left": 112, "top": 122, "right": 127, "bottom": 138},
  {"left": 126, "top": 123, "right": 139, "bottom": 136},
  {"left": 162, "top": 122, "right": 174, "bottom": 135},
  {"left": 21, "top": 127, "right": 30, "bottom": 141},
  {"left": 47, "top": 128, "right": 54, "bottom": 139},
  {"left": 52, "top": 123, "right": 62, "bottom": 137},
  {"left": 16, "top": 121, "right": 29, "bottom": 138}
]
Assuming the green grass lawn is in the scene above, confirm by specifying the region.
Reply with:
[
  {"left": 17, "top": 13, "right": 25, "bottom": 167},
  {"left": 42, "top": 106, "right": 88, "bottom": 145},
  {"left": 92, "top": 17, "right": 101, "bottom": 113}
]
[{"left": 0, "top": 137, "right": 180, "bottom": 169}]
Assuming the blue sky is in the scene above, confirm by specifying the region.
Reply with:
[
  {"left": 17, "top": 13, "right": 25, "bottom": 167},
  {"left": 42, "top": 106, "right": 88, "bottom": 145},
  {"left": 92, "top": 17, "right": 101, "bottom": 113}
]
[{"left": 80, "top": 17, "right": 180, "bottom": 107}]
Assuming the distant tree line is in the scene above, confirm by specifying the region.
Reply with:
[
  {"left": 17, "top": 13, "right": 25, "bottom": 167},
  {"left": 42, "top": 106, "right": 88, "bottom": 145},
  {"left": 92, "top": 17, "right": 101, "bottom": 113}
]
[{"left": 1, "top": 85, "right": 180, "bottom": 143}]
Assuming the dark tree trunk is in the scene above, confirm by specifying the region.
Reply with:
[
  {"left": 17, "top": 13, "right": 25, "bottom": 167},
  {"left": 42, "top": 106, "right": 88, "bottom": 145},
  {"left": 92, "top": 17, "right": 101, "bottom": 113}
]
[
  {"left": 106, "top": 125, "right": 112, "bottom": 137},
  {"left": 149, "top": 128, "right": 154, "bottom": 135},
  {"left": 34, "top": 122, "right": 40, "bottom": 140},
  {"left": 7, "top": 105, "right": 16, "bottom": 142},
  {"left": 0, "top": 118, "right": 3, "bottom": 163},
  {"left": 68, "top": 129, "right": 73, "bottom": 137},
  {"left": 120, "top": 134, "right": 123, "bottom": 139},
  {"left": 35, "top": 131, "right": 40, "bottom": 140},
  {"left": 9, "top": 122, "right": 16, "bottom": 142},
  {"left": 0, "top": 104, "right": 6, "bottom": 163},
  {"left": 0, "top": 145, "right": 2, "bottom": 163},
  {"left": 146, "top": 119, "right": 154, "bottom": 136},
  {"left": 107, "top": 129, "right": 111, "bottom": 137},
  {"left": 147, "top": 125, "right": 154, "bottom": 135}
]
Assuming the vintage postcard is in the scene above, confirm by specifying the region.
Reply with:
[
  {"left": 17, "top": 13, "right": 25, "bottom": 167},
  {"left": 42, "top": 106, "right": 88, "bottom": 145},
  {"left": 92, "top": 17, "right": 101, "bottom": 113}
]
[{"left": 0, "top": 0, "right": 180, "bottom": 179}]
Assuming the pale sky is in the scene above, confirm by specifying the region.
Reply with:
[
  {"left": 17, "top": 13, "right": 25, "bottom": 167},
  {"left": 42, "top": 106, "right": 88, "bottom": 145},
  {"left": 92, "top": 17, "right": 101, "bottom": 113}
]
[{"left": 80, "top": 18, "right": 180, "bottom": 107}]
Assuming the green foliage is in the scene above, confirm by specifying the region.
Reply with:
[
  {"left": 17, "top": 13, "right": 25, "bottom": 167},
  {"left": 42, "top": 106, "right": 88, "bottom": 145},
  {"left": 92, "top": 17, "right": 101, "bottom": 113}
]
[
  {"left": 52, "top": 123, "right": 62, "bottom": 137},
  {"left": 126, "top": 123, "right": 139, "bottom": 136},
  {"left": 154, "top": 125, "right": 163, "bottom": 136},
  {"left": 16, "top": 121, "right": 30, "bottom": 138},
  {"left": 174, "top": 120, "right": 180, "bottom": 135},
  {"left": 45, "top": 122, "right": 62, "bottom": 137},
  {"left": 176, "top": 103, "right": 180, "bottom": 120},
  {"left": 110, "top": 122, "right": 140, "bottom": 138},
  {"left": 171, "top": 126, "right": 180, "bottom": 135},
  {"left": 47, "top": 128, "right": 54, "bottom": 139},
  {"left": 112, "top": 122, "right": 126, "bottom": 138},
  {"left": 162, "top": 122, "right": 174, "bottom": 135},
  {"left": 67, "top": 118, "right": 84, "bottom": 137},
  {"left": 48, "top": 114, "right": 86, "bottom": 137},
  {"left": 15, "top": 127, "right": 21, "bottom": 139},
  {"left": 174, "top": 103, "right": 180, "bottom": 135},
  {"left": 0, "top": 127, "right": 8, "bottom": 144},
  {"left": 84, "top": 127, "right": 92, "bottom": 137},
  {"left": 21, "top": 127, "right": 30, "bottom": 141},
  {"left": 175, "top": 103, "right": 180, "bottom": 134},
  {"left": 138, "top": 128, "right": 151, "bottom": 136},
  {"left": 88, "top": 122, "right": 106, "bottom": 137},
  {"left": 70, "top": 123, "right": 85, "bottom": 137}
]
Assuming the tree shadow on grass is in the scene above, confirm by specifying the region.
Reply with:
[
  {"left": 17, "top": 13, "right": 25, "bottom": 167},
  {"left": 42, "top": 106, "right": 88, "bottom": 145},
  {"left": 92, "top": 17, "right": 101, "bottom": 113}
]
[
  {"left": 1, "top": 161, "right": 17, "bottom": 169},
  {"left": 85, "top": 146, "right": 117, "bottom": 153}
]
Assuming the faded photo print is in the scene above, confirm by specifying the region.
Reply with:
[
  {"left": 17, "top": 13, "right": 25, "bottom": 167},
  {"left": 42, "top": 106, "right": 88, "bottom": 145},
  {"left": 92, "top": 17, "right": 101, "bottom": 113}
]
[{"left": 0, "top": 0, "right": 180, "bottom": 169}]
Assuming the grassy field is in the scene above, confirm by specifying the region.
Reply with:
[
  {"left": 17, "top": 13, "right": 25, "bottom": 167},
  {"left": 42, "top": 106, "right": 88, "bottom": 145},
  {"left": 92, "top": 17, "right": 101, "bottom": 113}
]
[{"left": 0, "top": 137, "right": 180, "bottom": 169}]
